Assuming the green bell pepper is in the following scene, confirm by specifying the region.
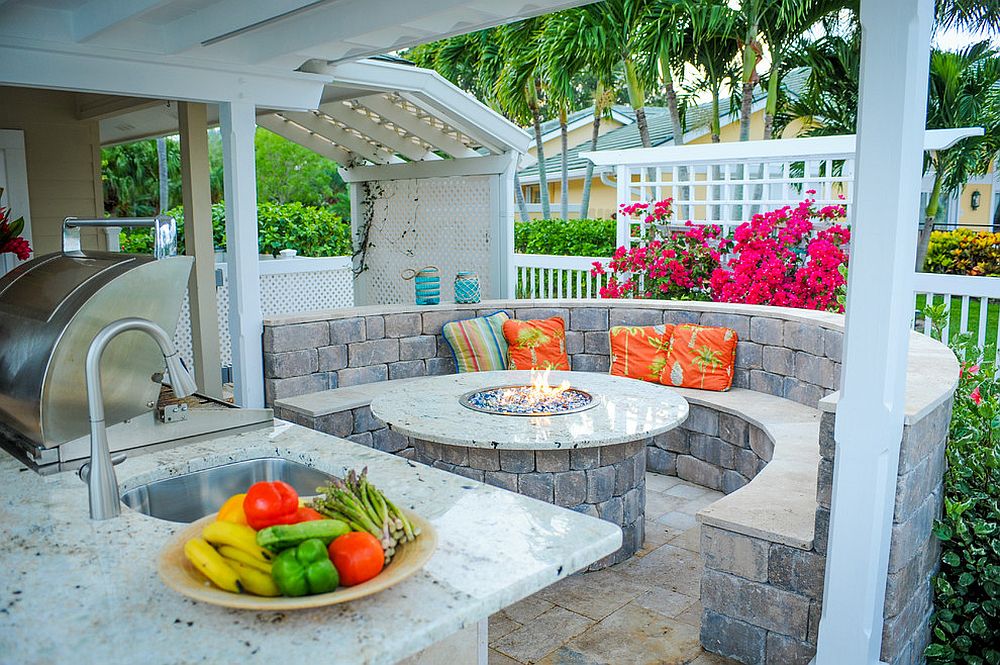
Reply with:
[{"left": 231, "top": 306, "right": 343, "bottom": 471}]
[{"left": 270, "top": 538, "right": 339, "bottom": 596}]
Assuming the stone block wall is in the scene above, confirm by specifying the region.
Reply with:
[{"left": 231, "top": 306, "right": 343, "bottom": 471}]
[
  {"left": 262, "top": 301, "right": 844, "bottom": 409},
  {"left": 410, "top": 439, "right": 647, "bottom": 569},
  {"left": 812, "top": 401, "right": 952, "bottom": 665},
  {"left": 647, "top": 405, "right": 769, "bottom": 494},
  {"left": 272, "top": 402, "right": 415, "bottom": 459},
  {"left": 700, "top": 400, "right": 953, "bottom": 665}
]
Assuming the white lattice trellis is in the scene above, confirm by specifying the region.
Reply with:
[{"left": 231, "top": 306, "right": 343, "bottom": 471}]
[
  {"left": 172, "top": 258, "right": 353, "bottom": 374},
  {"left": 358, "top": 175, "right": 493, "bottom": 304}
]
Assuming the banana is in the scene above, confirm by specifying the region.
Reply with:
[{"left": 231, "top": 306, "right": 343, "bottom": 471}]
[
  {"left": 184, "top": 537, "right": 242, "bottom": 593},
  {"left": 217, "top": 545, "right": 272, "bottom": 574},
  {"left": 201, "top": 520, "right": 272, "bottom": 561},
  {"left": 225, "top": 559, "right": 281, "bottom": 597}
]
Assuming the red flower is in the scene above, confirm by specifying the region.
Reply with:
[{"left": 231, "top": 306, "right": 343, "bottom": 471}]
[{"left": 970, "top": 386, "right": 982, "bottom": 405}]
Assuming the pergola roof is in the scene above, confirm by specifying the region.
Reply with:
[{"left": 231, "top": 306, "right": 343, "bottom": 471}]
[{"left": 94, "top": 58, "right": 530, "bottom": 167}]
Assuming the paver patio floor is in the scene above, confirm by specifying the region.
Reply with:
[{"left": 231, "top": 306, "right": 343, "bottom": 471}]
[{"left": 488, "top": 474, "right": 739, "bottom": 665}]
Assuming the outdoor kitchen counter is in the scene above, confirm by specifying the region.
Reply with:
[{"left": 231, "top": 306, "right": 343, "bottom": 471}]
[{"left": 0, "top": 420, "right": 621, "bottom": 665}]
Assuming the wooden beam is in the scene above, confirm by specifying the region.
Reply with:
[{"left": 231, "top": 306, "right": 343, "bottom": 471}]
[
  {"left": 256, "top": 114, "right": 353, "bottom": 166},
  {"left": 281, "top": 111, "right": 403, "bottom": 165},
  {"left": 178, "top": 101, "right": 224, "bottom": 399},
  {"left": 319, "top": 102, "right": 437, "bottom": 162},
  {"left": 354, "top": 94, "right": 478, "bottom": 159}
]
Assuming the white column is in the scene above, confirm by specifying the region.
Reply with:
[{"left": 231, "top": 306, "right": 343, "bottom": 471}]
[
  {"left": 219, "top": 101, "right": 264, "bottom": 408},
  {"left": 179, "top": 101, "right": 224, "bottom": 399},
  {"left": 498, "top": 151, "right": 518, "bottom": 299},
  {"left": 814, "top": 2, "right": 933, "bottom": 664}
]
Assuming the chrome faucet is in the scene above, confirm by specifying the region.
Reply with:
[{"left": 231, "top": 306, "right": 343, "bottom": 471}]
[{"left": 85, "top": 317, "right": 198, "bottom": 520}]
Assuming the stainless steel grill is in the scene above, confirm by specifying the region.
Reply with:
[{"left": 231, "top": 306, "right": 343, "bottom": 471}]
[{"left": 0, "top": 249, "right": 194, "bottom": 448}]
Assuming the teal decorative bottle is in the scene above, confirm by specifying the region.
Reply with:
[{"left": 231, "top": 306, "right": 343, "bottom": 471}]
[
  {"left": 402, "top": 266, "right": 441, "bottom": 305},
  {"left": 454, "top": 271, "right": 481, "bottom": 304}
]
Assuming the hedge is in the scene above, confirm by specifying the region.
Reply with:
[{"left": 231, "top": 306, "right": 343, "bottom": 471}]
[
  {"left": 925, "top": 229, "right": 1000, "bottom": 276},
  {"left": 514, "top": 218, "right": 616, "bottom": 256},
  {"left": 119, "top": 201, "right": 352, "bottom": 258}
]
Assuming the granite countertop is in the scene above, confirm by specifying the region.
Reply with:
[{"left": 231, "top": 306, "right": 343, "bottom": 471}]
[
  {"left": 370, "top": 371, "right": 689, "bottom": 450},
  {"left": 0, "top": 421, "right": 621, "bottom": 664}
]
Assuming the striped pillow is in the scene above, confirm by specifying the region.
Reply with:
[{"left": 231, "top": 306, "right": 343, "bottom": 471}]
[{"left": 442, "top": 311, "right": 510, "bottom": 373}]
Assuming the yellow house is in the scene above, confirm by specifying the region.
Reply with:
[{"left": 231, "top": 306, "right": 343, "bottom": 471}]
[{"left": 520, "top": 70, "right": 999, "bottom": 231}]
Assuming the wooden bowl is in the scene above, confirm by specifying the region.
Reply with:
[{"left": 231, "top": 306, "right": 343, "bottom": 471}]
[{"left": 158, "top": 511, "right": 437, "bottom": 610}]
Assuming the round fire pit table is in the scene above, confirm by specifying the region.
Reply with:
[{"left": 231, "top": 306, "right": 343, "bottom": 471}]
[{"left": 370, "top": 370, "right": 688, "bottom": 567}]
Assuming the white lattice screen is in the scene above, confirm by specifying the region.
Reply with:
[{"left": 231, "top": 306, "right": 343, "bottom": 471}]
[
  {"left": 358, "top": 175, "right": 493, "bottom": 304},
  {"left": 620, "top": 158, "right": 854, "bottom": 245},
  {"left": 172, "top": 260, "right": 354, "bottom": 374}
]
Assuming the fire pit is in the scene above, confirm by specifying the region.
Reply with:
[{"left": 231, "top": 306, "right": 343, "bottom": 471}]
[
  {"left": 459, "top": 370, "right": 597, "bottom": 416},
  {"left": 370, "top": 370, "right": 688, "bottom": 568}
]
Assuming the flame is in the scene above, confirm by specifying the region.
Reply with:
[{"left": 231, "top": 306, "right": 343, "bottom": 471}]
[{"left": 528, "top": 368, "right": 570, "bottom": 400}]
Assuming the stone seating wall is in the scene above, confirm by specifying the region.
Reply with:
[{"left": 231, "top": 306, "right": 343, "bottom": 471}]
[{"left": 263, "top": 299, "right": 957, "bottom": 665}]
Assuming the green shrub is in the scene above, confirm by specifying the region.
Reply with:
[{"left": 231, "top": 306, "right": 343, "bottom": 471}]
[
  {"left": 925, "top": 318, "right": 1000, "bottom": 663},
  {"left": 514, "top": 218, "right": 616, "bottom": 256},
  {"left": 925, "top": 229, "right": 1000, "bottom": 276},
  {"left": 119, "top": 202, "right": 352, "bottom": 257}
]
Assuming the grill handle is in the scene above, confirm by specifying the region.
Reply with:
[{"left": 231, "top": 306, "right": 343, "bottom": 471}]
[{"left": 63, "top": 216, "right": 178, "bottom": 259}]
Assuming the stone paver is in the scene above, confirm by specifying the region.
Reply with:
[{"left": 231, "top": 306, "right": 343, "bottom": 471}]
[{"left": 489, "top": 475, "right": 736, "bottom": 665}]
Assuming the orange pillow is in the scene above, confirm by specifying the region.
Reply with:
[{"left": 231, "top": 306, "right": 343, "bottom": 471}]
[
  {"left": 661, "top": 324, "right": 738, "bottom": 391},
  {"left": 502, "top": 316, "right": 570, "bottom": 371},
  {"left": 609, "top": 324, "right": 675, "bottom": 383}
]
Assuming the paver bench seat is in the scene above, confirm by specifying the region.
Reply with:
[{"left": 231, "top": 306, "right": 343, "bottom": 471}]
[{"left": 276, "top": 376, "right": 821, "bottom": 552}]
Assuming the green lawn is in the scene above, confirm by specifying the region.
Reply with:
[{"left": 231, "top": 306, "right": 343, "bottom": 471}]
[{"left": 914, "top": 293, "right": 1000, "bottom": 360}]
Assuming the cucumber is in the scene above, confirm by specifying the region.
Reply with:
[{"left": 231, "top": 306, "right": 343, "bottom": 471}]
[{"left": 257, "top": 519, "right": 350, "bottom": 552}]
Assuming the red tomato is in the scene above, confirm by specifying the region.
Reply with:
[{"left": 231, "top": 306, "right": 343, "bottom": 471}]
[
  {"left": 328, "top": 532, "right": 385, "bottom": 586},
  {"left": 243, "top": 481, "right": 299, "bottom": 530},
  {"left": 294, "top": 507, "right": 325, "bottom": 522}
]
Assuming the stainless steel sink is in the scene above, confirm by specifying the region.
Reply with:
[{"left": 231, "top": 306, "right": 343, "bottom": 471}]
[{"left": 121, "top": 457, "right": 336, "bottom": 523}]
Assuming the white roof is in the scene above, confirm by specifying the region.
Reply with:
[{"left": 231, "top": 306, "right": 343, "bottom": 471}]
[
  {"left": 97, "top": 59, "right": 530, "bottom": 165},
  {"left": 0, "top": 0, "right": 597, "bottom": 109}
]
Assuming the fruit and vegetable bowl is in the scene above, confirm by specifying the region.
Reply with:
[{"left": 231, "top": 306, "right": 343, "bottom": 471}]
[{"left": 158, "top": 468, "right": 437, "bottom": 610}]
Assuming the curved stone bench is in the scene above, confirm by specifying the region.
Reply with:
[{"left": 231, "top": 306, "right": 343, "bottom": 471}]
[{"left": 263, "top": 299, "right": 957, "bottom": 665}]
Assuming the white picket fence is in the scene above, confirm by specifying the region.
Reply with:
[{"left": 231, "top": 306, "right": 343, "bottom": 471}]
[{"left": 514, "top": 253, "right": 1000, "bottom": 351}]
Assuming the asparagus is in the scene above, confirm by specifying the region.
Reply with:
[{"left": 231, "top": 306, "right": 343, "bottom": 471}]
[{"left": 311, "top": 467, "right": 418, "bottom": 564}]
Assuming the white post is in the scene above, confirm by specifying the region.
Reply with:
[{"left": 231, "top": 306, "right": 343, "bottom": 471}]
[
  {"left": 814, "top": 2, "right": 933, "bottom": 664},
  {"left": 499, "top": 151, "right": 518, "bottom": 299},
  {"left": 615, "top": 164, "right": 629, "bottom": 248},
  {"left": 219, "top": 101, "right": 264, "bottom": 408}
]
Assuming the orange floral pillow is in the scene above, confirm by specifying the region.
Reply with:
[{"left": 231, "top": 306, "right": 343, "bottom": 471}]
[
  {"left": 502, "top": 316, "right": 570, "bottom": 371},
  {"left": 609, "top": 324, "right": 675, "bottom": 383},
  {"left": 660, "top": 324, "right": 738, "bottom": 391}
]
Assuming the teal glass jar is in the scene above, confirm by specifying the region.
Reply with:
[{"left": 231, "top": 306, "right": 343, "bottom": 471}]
[
  {"left": 401, "top": 266, "right": 441, "bottom": 305},
  {"left": 454, "top": 271, "right": 481, "bottom": 304}
]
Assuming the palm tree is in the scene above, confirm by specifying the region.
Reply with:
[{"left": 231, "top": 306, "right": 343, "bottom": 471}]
[
  {"left": 774, "top": 32, "right": 860, "bottom": 138},
  {"left": 572, "top": 0, "right": 656, "bottom": 148},
  {"left": 916, "top": 42, "right": 1000, "bottom": 269},
  {"left": 495, "top": 18, "right": 553, "bottom": 219},
  {"left": 640, "top": 0, "right": 693, "bottom": 146},
  {"left": 757, "top": 1, "right": 856, "bottom": 140},
  {"left": 685, "top": 0, "right": 742, "bottom": 143}
]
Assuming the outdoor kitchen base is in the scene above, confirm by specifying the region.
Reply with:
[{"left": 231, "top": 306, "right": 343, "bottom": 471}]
[{"left": 412, "top": 437, "right": 648, "bottom": 568}]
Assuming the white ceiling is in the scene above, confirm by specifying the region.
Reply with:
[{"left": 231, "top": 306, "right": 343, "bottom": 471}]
[{"left": 0, "top": 0, "right": 596, "bottom": 73}]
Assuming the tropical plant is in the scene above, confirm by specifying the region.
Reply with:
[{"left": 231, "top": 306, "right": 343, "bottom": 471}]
[
  {"left": 638, "top": 0, "right": 693, "bottom": 146},
  {"left": 495, "top": 18, "right": 554, "bottom": 219},
  {"left": 916, "top": 41, "right": 1000, "bottom": 270},
  {"left": 710, "top": 195, "right": 851, "bottom": 312},
  {"left": 922, "top": 318, "right": 999, "bottom": 664},
  {"left": 515, "top": 217, "right": 617, "bottom": 256},
  {"left": 0, "top": 187, "right": 31, "bottom": 260},
  {"left": 925, "top": 228, "right": 1000, "bottom": 276},
  {"left": 775, "top": 31, "right": 860, "bottom": 138},
  {"left": 684, "top": 0, "right": 742, "bottom": 143},
  {"left": 102, "top": 138, "right": 182, "bottom": 217},
  {"left": 592, "top": 198, "right": 727, "bottom": 299}
]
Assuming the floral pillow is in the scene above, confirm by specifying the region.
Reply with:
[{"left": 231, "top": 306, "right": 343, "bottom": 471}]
[
  {"left": 502, "top": 316, "right": 570, "bottom": 371},
  {"left": 660, "top": 324, "right": 738, "bottom": 391},
  {"left": 609, "top": 324, "right": 675, "bottom": 383}
]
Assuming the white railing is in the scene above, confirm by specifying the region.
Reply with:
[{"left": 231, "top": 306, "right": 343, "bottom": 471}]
[
  {"left": 913, "top": 272, "right": 1000, "bottom": 349},
  {"left": 512, "top": 253, "right": 609, "bottom": 299},
  {"left": 174, "top": 256, "right": 355, "bottom": 372}
]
